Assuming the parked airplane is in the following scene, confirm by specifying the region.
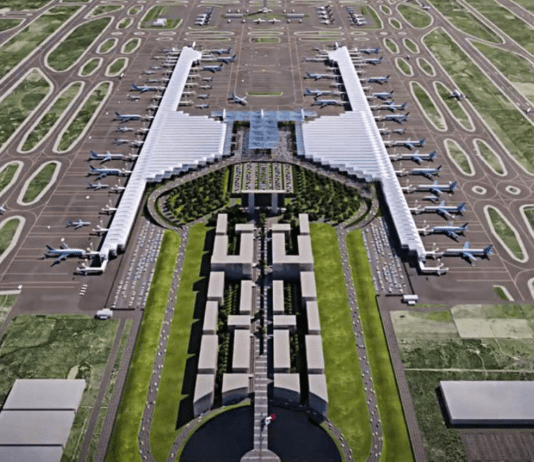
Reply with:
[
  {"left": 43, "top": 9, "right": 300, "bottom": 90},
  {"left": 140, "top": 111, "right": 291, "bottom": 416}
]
[
  {"left": 383, "top": 101, "right": 408, "bottom": 112},
  {"left": 269, "top": 18, "right": 281, "bottom": 23},
  {"left": 87, "top": 181, "right": 109, "bottom": 190},
  {"left": 379, "top": 112, "right": 410, "bottom": 124},
  {"left": 419, "top": 222, "right": 468, "bottom": 240},
  {"left": 451, "top": 89, "right": 466, "bottom": 100},
  {"left": 444, "top": 241, "right": 493, "bottom": 263},
  {"left": 114, "top": 112, "right": 142, "bottom": 122},
  {"left": 88, "top": 165, "right": 132, "bottom": 180},
  {"left": 312, "top": 99, "right": 344, "bottom": 107},
  {"left": 89, "top": 151, "right": 125, "bottom": 163},
  {"left": 150, "top": 65, "right": 162, "bottom": 70},
  {"left": 217, "top": 55, "right": 236, "bottom": 64},
  {"left": 203, "top": 76, "right": 214, "bottom": 82},
  {"left": 408, "top": 165, "right": 442, "bottom": 179},
  {"left": 202, "top": 64, "right": 224, "bottom": 73},
  {"left": 0, "top": 205, "right": 6, "bottom": 214},
  {"left": 199, "top": 85, "right": 212, "bottom": 90},
  {"left": 196, "top": 104, "right": 210, "bottom": 109},
  {"left": 254, "top": 18, "right": 266, "bottom": 24},
  {"left": 111, "top": 180, "right": 126, "bottom": 193},
  {"left": 92, "top": 224, "right": 109, "bottom": 235},
  {"left": 370, "top": 90, "right": 394, "bottom": 100},
  {"left": 258, "top": 6, "right": 272, "bottom": 13},
  {"left": 101, "top": 200, "right": 117, "bottom": 214},
  {"left": 66, "top": 218, "right": 91, "bottom": 230},
  {"left": 359, "top": 46, "right": 381, "bottom": 54},
  {"left": 130, "top": 140, "right": 144, "bottom": 147},
  {"left": 304, "top": 56, "right": 328, "bottom": 62},
  {"left": 44, "top": 242, "right": 97, "bottom": 266},
  {"left": 127, "top": 94, "right": 141, "bottom": 101},
  {"left": 304, "top": 88, "right": 331, "bottom": 97},
  {"left": 76, "top": 262, "right": 105, "bottom": 275},
  {"left": 305, "top": 72, "right": 336, "bottom": 80},
  {"left": 321, "top": 20, "right": 334, "bottom": 25},
  {"left": 367, "top": 75, "right": 390, "bottom": 84},
  {"left": 389, "top": 150, "right": 437, "bottom": 163},
  {"left": 112, "top": 138, "right": 129, "bottom": 146},
  {"left": 131, "top": 84, "right": 161, "bottom": 93},
  {"left": 365, "top": 56, "right": 383, "bottom": 65},
  {"left": 231, "top": 93, "right": 247, "bottom": 106},
  {"left": 211, "top": 46, "right": 232, "bottom": 55},
  {"left": 410, "top": 201, "right": 466, "bottom": 219},
  {"left": 384, "top": 137, "right": 425, "bottom": 149},
  {"left": 197, "top": 94, "right": 210, "bottom": 100},
  {"left": 414, "top": 180, "right": 458, "bottom": 196},
  {"left": 115, "top": 126, "right": 133, "bottom": 133}
]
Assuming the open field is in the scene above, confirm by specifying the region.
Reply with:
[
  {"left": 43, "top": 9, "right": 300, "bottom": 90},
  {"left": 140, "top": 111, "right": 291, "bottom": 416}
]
[
  {"left": 346, "top": 229, "right": 414, "bottom": 462},
  {"left": 106, "top": 230, "right": 180, "bottom": 462},
  {"left": 80, "top": 58, "right": 102, "bottom": 77},
  {"left": 98, "top": 38, "right": 118, "bottom": 55},
  {"left": 0, "top": 314, "right": 119, "bottom": 461},
  {"left": 384, "top": 38, "right": 399, "bottom": 54},
  {"left": 411, "top": 81, "right": 446, "bottom": 131},
  {"left": 0, "top": 162, "right": 21, "bottom": 196},
  {"left": 140, "top": 5, "right": 182, "bottom": 29},
  {"left": 445, "top": 139, "right": 472, "bottom": 175},
  {"left": 397, "top": 4, "right": 432, "bottom": 28},
  {"left": 310, "top": 224, "right": 371, "bottom": 462},
  {"left": 396, "top": 57, "right": 413, "bottom": 76},
  {"left": 47, "top": 17, "right": 111, "bottom": 72},
  {"left": 22, "top": 82, "right": 82, "bottom": 152},
  {"left": 151, "top": 224, "right": 206, "bottom": 462},
  {"left": 0, "top": 0, "right": 51, "bottom": 9},
  {"left": 0, "top": 218, "right": 21, "bottom": 257},
  {"left": 425, "top": 29, "right": 534, "bottom": 174},
  {"left": 0, "top": 293, "right": 18, "bottom": 328},
  {"left": 427, "top": 0, "right": 500, "bottom": 42},
  {"left": 523, "top": 206, "right": 534, "bottom": 233},
  {"left": 117, "top": 18, "right": 133, "bottom": 29},
  {"left": 21, "top": 162, "right": 57, "bottom": 203},
  {"left": 389, "top": 18, "right": 401, "bottom": 29},
  {"left": 57, "top": 81, "right": 111, "bottom": 152},
  {"left": 0, "top": 69, "right": 50, "bottom": 149},
  {"left": 107, "top": 58, "right": 128, "bottom": 77},
  {"left": 474, "top": 139, "right": 503, "bottom": 174},
  {"left": 417, "top": 57, "right": 435, "bottom": 76},
  {"left": 89, "top": 4, "right": 122, "bottom": 17},
  {"left": 0, "top": 5, "right": 80, "bottom": 80},
  {"left": 0, "top": 19, "right": 22, "bottom": 32},
  {"left": 403, "top": 38, "right": 419, "bottom": 54},
  {"left": 123, "top": 38, "right": 141, "bottom": 54},
  {"left": 486, "top": 206, "right": 524, "bottom": 260},
  {"left": 472, "top": 41, "right": 534, "bottom": 105},
  {"left": 434, "top": 82, "right": 473, "bottom": 131},
  {"left": 390, "top": 310, "right": 459, "bottom": 339}
]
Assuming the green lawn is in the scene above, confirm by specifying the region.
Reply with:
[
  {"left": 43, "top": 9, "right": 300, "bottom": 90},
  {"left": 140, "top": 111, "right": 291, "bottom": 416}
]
[
  {"left": 140, "top": 5, "right": 182, "bottom": 29},
  {"left": 57, "top": 81, "right": 111, "bottom": 152},
  {"left": 22, "top": 162, "right": 58, "bottom": 204},
  {"left": 0, "top": 314, "right": 119, "bottom": 461},
  {"left": 22, "top": 82, "right": 82, "bottom": 152},
  {"left": 0, "top": 292, "right": 18, "bottom": 329},
  {"left": 417, "top": 57, "right": 435, "bottom": 76},
  {"left": 474, "top": 139, "right": 503, "bottom": 174},
  {"left": 398, "top": 4, "right": 432, "bottom": 28},
  {"left": 107, "top": 58, "right": 127, "bottom": 77},
  {"left": 445, "top": 139, "right": 472, "bottom": 175},
  {"left": 411, "top": 81, "right": 446, "bottom": 130},
  {"left": 434, "top": 82, "right": 473, "bottom": 131},
  {"left": 150, "top": 224, "right": 208, "bottom": 461},
  {"left": 128, "top": 5, "right": 143, "bottom": 15},
  {"left": 361, "top": 6, "right": 383, "bottom": 29},
  {"left": 384, "top": 38, "right": 399, "bottom": 54},
  {"left": 510, "top": 0, "right": 534, "bottom": 15},
  {"left": 106, "top": 230, "right": 181, "bottom": 462},
  {"left": 80, "top": 57, "right": 102, "bottom": 76},
  {"left": 472, "top": 41, "right": 534, "bottom": 106},
  {"left": 426, "top": 0, "right": 500, "bottom": 43},
  {"left": 0, "top": 162, "right": 21, "bottom": 196},
  {"left": 0, "top": 5, "right": 80, "bottom": 80},
  {"left": 98, "top": 38, "right": 117, "bottom": 54},
  {"left": 522, "top": 206, "right": 534, "bottom": 234},
  {"left": 346, "top": 230, "right": 414, "bottom": 462},
  {"left": 117, "top": 18, "right": 133, "bottom": 29},
  {"left": 389, "top": 17, "right": 401, "bottom": 29},
  {"left": 425, "top": 29, "right": 534, "bottom": 174},
  {"left": 395, "top": 57, "right": 412, "bottom": 76},
  {"left": 380, "top": 4, "right": 392, "bottom": 15},
  {"left": 0, "top": 19, "right": 22, "bottom": 32},
  {"left": 89, "top": 4, "right": 122, "bottom": 17},
  {"left": 487, "top": 206, "right": 524, "bottom": 260},
  {"left": 0, "top": 68, "right": 50, "bottom": 148},
  {"left": 122, "top": 38, "right": 141, "bottom": 54},
  {"left": 465, "top": 0, "right": 534, "bottom": 55},
  {"left": 0, "top": 0, "right": 52, "bottom": 9},
  {"left": 403, "top": 38, "right": 419, "bottom": 54},
  {"left": 310, "top": 223, "right": 372, "bottom": 462},
  {"left": 0, "top": 217, "right": 21, "bottom": 255},
  {"left": 493, "top": 286, "right": 510, "bottom": 301},
  {"left": 47, "top": 17, "right": 111, "bottom": 71}
]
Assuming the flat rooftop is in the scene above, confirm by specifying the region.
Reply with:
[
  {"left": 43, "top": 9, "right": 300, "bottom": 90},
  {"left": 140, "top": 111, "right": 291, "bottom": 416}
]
[
  {"left": 0, "top": 446, "right": 63, "bottom": 462},
  {"left": 198, "top": 335, "right": 218, "bottom": 373},
  {"left": 300, "top": 271, "right": 317, "bottom": 301},
  {"left": 3, "top": 379, "right": 85, "bottom": 411},
  {"left": 441, "top": 381, "right": 534, "bottom": 424}
]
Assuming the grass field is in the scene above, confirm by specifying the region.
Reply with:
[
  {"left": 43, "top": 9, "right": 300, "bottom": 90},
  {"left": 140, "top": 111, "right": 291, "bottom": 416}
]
[
  {"left": 0, "top": 218, "right": 21, "bottom": 257},
  {"left": 361, "top": 6, "right": 382, "bottom": 29},
  {"left": 128, "top": 5, "right": 143, "bottom": 15},
  {"left": 309, "top": 224, "right": 371, "bottom": 462},
  {"left": 0, "top": 0, "right": 51, "bottom": 9},
  {"left": 57, "top": 81, "right": 111, "bottom": 152},
  {"left": 47, "top": 17, "right": 111, "bottom": 71},
  {"left": 252, "top": 37, "right": 281, "bottom": 43},
  {"left": 510, "top": 0, "right": 534, "bottom": 15},
  {"left": 445, "top": 139, "right": 472, "bottom": 175},
  {"left": 0, "top": 314, "right": 119, "bottom": 461},
  {"left": 80, "top": 58, "right": 102, "bottom": 76},
  {"left": 346, "top": 230, "right": 414, "bottom": 462},
  {"left": 0, "top": 5, "right": 80, "bottom": 80},
  {"left": 0, "top": 162, "right": 21, "bottom": 196},
  {"left": 22, "top": 82, "right": 82, "bottom": 152},
  {"left": 395, "top": 57, "right": 412, "bottom": 76},
  {"left": 122, "top": 38, "right": 141, "bottom": 54},
  {"left": 434, "top": 82, "right": 473, "bottom": 131},
  {"left": 474, "top": 139, "right": 503, "bottom": 174},
  {"left": 151, "top": 224, "right": 208, "bottom": 462},
  {"left": 380, "top": 4, "right": 391, "bottom": 15},
  {"left": 411, "top": 81, "right": 446, "bottom": 131},
  {"left": 472, "top": 41, "right": 534, "bottom": 105},
  {"left": 98, "top": 38, "right": 117, "bottom": 54},
  {"left": 426, "top": 0, "right": 500, "bottom": 43},
  {"left": 0, "top": 19, "right": 22, "bottom": 32},
  {"left": 89, "top": 4, "right": 122, "bottom": 17},
  {"left": 389, "top": 17, "right": 402, "bottom": 29},
  {"left": 522, "top": 206, "right": 534, "bottom": 233},
  {"left": 486, "top": 206, "right": 525, "bottom": 260},
  {"left": 417, "top": 57, "right": 435, "bottom": 76},
  {"left": 403, "top": 38, "right": 419, "bottom": 54},
  {"left": 117, "top": 18, "right": 133, "bottom": 29},
  {"left": 493, "top": 285, "right": 511, "bottom": 301},
  {"left": 0, "top": 69, "right": 50, "bottom": 149},
  {"left": 425, "top": 29, "right": 534, "bottom": 174},
  {"left": 465, "top": 0, "right": 534, "bottom": 55},
  {"left": 384, "top": 38, "right": 399, "bottom": 54},
  {"left": 107, "top": 58, "right": 127, "bottom": 77},
  {"left": 141, "top": 5, "right": 182, "bottom": 29},
  {"left": 21, "top": 161, "right": 58, "bottom": 203},
  {"left": 106, "top": 230, "right": 180, "bottom": 462},
  {"left": 0, "top": 293, "right": 18, "bottom": 328},
  {"left": 398, "top": 4, "right": 432, "bottom": 28}
]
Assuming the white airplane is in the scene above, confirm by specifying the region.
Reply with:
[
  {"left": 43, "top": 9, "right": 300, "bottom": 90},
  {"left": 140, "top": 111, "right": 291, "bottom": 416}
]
[
  {"left": 444, "top": 241, "right": 493, "bottom": 263},
  {"left": 269, "top": 18, "right": 281, "bottom": 24},
  {"left": 197, "top": 94, "right": 210, "bottom": 100},
  {"left": 312, "top": 99, "right": 344, "bottom": 107},
  {"left": 304, "top": 88, "right": 332, "bottom": 97},
  {"left": 384, "top": 137, "right": 425, "bottom": 150},
  {"left": 418, "top": 222, "right": 468, "bottom": 239},
  {"left": 370, "top": 90, "right": 394, "bottom": 100},
  {"left": 196, "top": 104, "right": 209, "bottom": 109},
  {"left": 217, "top": 55, "right": 236, "bottom": 64},
  {"left": 410, "top": 201, "right": 466, "bottom": 219},
  {"left": 111, "top": 180, "right": 126, "bottom": 193},
  {"left": 92, "top": 224, "right": 109, "bottom": 235},
  {"left": 382, "top": 102, "right": 408, "bottom": 112},
  {"left": 114, "top": 112, "right": 142, "bottom": 122},
  {"left": 408, "top": 165, "right": 442, "bottom": 179},
  {"left": 112, "top": 138, "right": 129, "bottom": 146},
  {"left": 101, "top": 200, "right": 118, "bottom": 214},
  {"left": 131, "top": 84, "right": 161, "bottom": 93},
  {"left": 230, "top": 93, "right": 247, "bottom": 105},
  {"left": 211, "top": 46, "right": 232, "bottom": 55},
  {"left": 90, "top": 151, "right": 125, "bottom": 163},
  {"left": 367, "top": 75, "right": 390, "bottom": 84},
  {"left": 87, "top": 182, "right": 109, "bottom": 190},
  {"left": 130, "top": 140, "right": 144, "bottom": 147},
  {"left": 88, "top": 165, "right": 132, "bottom": 180},
  {"left": 44, "top": 242, "right": 98, "bottom": 266},
  {"left": 450, "top": 89, "right": 467, "bottom": 100},
  {"left": 389, "top": 150, "right": 437, "bottom": 164},
  {"left": 305, "top": 72, "right": 336, "bottom": 80},
  {"left": 376, "top": 113, "right": 410, "bottom": 124},
  {"left": 254, "top": 18, "right": 266, "bottom": 24},
  {"left": 116, "top": 126, "right": 133, "bottom": 133},
  {"left": 202, "top": 64, "right": 224, "bottom": 73},
  {"left": 127, "top": 94, "right": 141, "bottom": 101},
  {"left": 76, "top": 262, "right": 105, "bottom": 275},
  {"left": 414, "top": 180, "right": 458, "bottom": 196},
  {"left": 66, "top": 218, "right": 91, "bottom": 230},
  {"left": 365, "top": 56, "right": 383, "bottom": 65}
]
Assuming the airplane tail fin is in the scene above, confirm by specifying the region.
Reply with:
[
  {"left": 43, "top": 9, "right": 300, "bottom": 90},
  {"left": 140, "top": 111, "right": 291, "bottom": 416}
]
[
  {"left": 401, "top": 102, "right": 408, "bottom": 110},
  {"left": 462, "top": 223, "right": 469, "bottom": 230},
  {"left": 458, "top": 202, "right": 466, "bottom": 212},
  {"left": 437, "top": 165, "right": 442, "bottom": 171},
  {"left": 429, "top": 151, "right": 437, "bottom": 160},
  {"left": 440, "top": 200, "right": 446, "bottom": 206},
  {"left": 420, "top": 138, "right": 426, "bottom": 146},
  {"left": 484, "top": 244, "right": 493, "bottom": 255},
  {"left": 304, "top": 88, "right": 311, "bottom": 95},
  {"left": 450, "top": 181, "right": 458, "bottom": 190},
  {"left": 46, "top": 244, "right": 53, "bottom": 250}
]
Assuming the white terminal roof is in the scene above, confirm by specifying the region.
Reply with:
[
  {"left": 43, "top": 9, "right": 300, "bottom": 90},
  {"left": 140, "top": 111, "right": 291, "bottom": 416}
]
[
  {"left": 3, "top": 379, "right": 85, "bottom": 411},
  {"left": 301, "top": 47, "right": 425, "bottom": 260},
  {"left": 100, "top": 47, "right": 226, "bottom": 258},
  {"left": 441, "top": 381, "right": 534, "bottom": 424}
]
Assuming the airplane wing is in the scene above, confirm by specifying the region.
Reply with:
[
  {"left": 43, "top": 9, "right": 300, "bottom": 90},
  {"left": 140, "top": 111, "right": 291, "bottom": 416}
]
[
  {"left": 422, "top": 172, "right": 433, "bottom": 180},
  {"left": 412, "top": 156, "right": 422, "bottom": 164},
  {"left": 461, "top": 251, "right": 476, "bottom": 262},
  {"left": 446, "top": 230, "right": 459, "bottom": 240},
  {"left": 53, "top": 254, "right": 68, "bottom": 266},
  {"left": 97, "top": 172, "right": 108, "bottom": 180},
  {"left": 437, "top": 208, "right": 451, "bottom": 219},
  {"left": 429, "top": 188, "right": 442, "bottom": 196}
]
